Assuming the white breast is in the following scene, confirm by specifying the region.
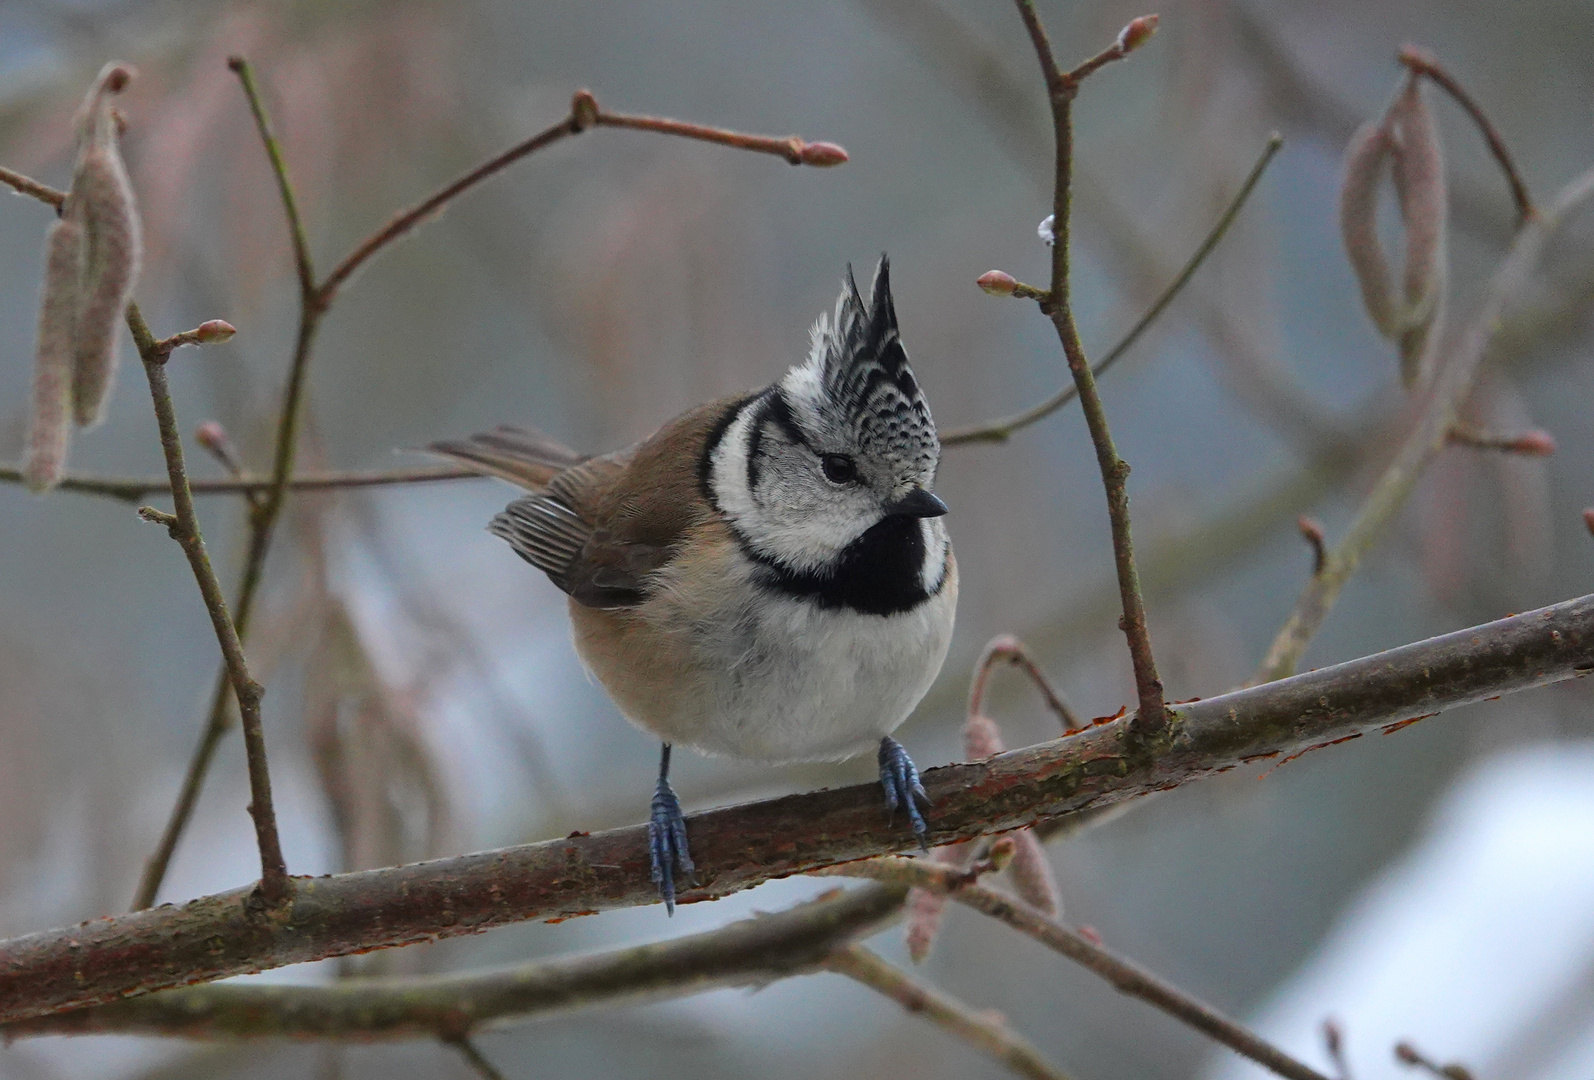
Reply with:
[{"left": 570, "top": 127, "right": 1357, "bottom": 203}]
[{"left": 571, "top": 529, "right": 958, "bottom": 765}]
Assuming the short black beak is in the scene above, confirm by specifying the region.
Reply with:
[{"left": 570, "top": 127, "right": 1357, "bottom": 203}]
[{"left": 885, "top": 487, "right": 948, "bottom": 518}]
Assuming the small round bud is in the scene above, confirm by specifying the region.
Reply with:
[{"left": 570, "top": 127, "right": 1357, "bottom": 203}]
[
  {"left": 1583, "top": 508, "right": 1594, "bottom": 537},
  {"left": 977, "top": 270, "right": 1018, "bottom": 296},
  {"left": 1117, "top": 14, "right": 1159, "bottom": 55},
  {"left": 195, "top": 421, "right": 230, "bottom": 452},
  {"left": 570, "top": 89, "right": 599, "bottom": 130},
  {"left": 1394, "top": 1043, "right": 1421, "bottom": 1065},
  {"left": 797, "top": 141, "right": 849, "bottom": 167},
  {"left": 1508, "top": 429, "right": 1556, "bottom": 456},
  {"left": 193, "top": 319, "right": 236, "bottom": 344}
]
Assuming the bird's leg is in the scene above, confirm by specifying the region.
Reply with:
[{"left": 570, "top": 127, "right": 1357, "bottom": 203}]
[
  {"left": 648, "top": 743, "right": 695, "bottom": 914},
  {"left": 878, "top": 735, "right": 931, "bottom": 848}
]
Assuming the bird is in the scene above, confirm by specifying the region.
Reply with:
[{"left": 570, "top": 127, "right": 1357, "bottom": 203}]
[{"left": 429, "top": 256, "right": 957, "bottom": 912}]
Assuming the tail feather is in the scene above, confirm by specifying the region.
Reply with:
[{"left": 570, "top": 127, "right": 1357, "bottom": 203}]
[{"left": 426, "top": 424, "right": 587, "bottom": 491}]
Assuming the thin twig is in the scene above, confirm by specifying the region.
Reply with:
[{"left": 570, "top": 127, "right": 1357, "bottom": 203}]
[
  {"left": 945, "top": 133, "right": 1282, "bottom": 446},
  {"left": 1395, "top": 1041, "right": 1476, "bottom": 1080},
  {"left": 227, "top": 58, "right": 316, "bottom": 301},
  {"left": 7, "top": 885, "right": 907, "bottom": 1038},
  {"left": 1398, "top": 45, "right": 1534, "bottom": 227},
  {"left": 1011, "top": 2, "right": 1169, "bottom": 740},
  {"left": 1447, "top": 425, "right": 1555, "bottom": 455},
  {"left": 0, "top": 463, "right": 484, "bottom": 501},
  {"left": 817, "top": 859, "right": 1328, "bottom": 1080},
  {"left": 318, "top": 89, "right": 845, "bottom": 306},
  {"left": 127, "top": 302, "right": 290, "bottom": 904},
  {"left": 2, "top": 594, "right": 1591, "bottom": 1024},
  {"left": 1254, "top": 165, "right": 1594, "bottom": 683},
  {"left": 969, "top": 634, "right": 1083, "bottom": 732},
  {"left": 0, "top": 164, "right": 65, "bottom": 209},
  {"left": 1323, "top": 1018, "right": 1353, "bottom": 1080},
  {"left": 445, "top": 1037, "right": 509, "bottom": 1080},
  {"left": 317, "top": 112, "right": 578, "bottom": 305},
  {"left": 133, "top": 59, "right": 328, "bottom": 911},
  {"left": 1298, "top": 516, "right": 1327, "bottom": 577},
  {"left": 592, "top": 106, "right": 849, "bottom": 166},
  {"left": 822, "top": 944, "right": 1074, "bottom": 1080}
]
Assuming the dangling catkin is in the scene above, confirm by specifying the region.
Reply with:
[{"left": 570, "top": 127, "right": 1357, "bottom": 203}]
[
  {"left": 68, "top": 63, "right": 141, "bottom": 427},
  {"left": 22, "top": 218, "right": 84, "bottom": 491}
]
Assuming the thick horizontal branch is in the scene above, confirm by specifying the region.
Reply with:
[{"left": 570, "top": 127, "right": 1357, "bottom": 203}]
[
  {"left": 6, "top": 885, "right": 905, "bottom": 1040},
  {"left": 1, "top": 595, "right": 1591, "bottom": 1024}
]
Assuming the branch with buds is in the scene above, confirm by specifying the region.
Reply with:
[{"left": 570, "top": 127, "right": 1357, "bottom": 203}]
[{"left": 1, "top": 593, "right": 1590, "bottom": 1031}]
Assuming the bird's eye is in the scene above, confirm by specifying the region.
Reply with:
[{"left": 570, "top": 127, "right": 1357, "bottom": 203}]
[{"left": 821, "top": 454, "right": 858, "bottom": 484}]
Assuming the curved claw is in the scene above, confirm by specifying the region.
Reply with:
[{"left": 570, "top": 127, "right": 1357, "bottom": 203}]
[
  {"left": 649, "top": 777, "right": 695, "bottom": 914},
  {"left": 878, "top": 735, "right": 931, "bottom": 849}
]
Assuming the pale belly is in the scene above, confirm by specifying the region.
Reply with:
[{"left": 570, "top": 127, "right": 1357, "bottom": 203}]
[{"left": 569, "top": 542, "right": 958, "bottom": 764}]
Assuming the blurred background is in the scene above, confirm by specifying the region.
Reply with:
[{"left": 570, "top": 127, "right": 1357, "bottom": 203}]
[{"left": 2, "top": 0, "right": 1593, "bottom": 1077}]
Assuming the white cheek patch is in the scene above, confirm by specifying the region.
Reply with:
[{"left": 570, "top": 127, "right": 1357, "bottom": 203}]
[
  {"left": 709, "top": 399, "right": 873, "bottom": 574},
  {"left": 709, "top": 405, "right": 761, "bottom": 532}
]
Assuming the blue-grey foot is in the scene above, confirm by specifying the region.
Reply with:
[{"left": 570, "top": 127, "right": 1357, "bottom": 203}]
[
  {"left": 648, "top": 743, "right": 695, "bottom": 914},
  {"left": 878, "top": 735, "right": 931, "bottom": 849}
]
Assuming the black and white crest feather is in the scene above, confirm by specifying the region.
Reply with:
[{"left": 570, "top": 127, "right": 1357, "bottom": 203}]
[{"left": 780, "top": 256, "right": 939, "bottom": 485}]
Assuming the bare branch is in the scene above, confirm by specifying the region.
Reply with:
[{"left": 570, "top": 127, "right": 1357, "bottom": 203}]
[
  {"left": 6, "top": 885, "right": 905, "bottom": 1038},
  {"left": 0, "top": 594, "right": 1590, "bottom": 1024},
  {"left": 228, "top": 58, "right": 316, "bottom": 303},
  {"left": 1255, "top": 165, "right": 1594, "bottom": 682},
  {"left": 968, "top": 634, "right": 1082, "bottom": 733},
  {"left": 1009, "top": 2, "right": 1169, "bottom": 739},
  {"left": 446, "top": 1038, "right": 508, "bottom": 1080},
  {"left": 817, "top": 858, "right": 1326, "bottom": 1080},
  {"left": 126, "top": 302, "right": 289, "bottom": 904},
  {"left": 822, "top": 944, "right": 1074, "bottom": 1080},
  {"left": 0, "top": 164, "right": 66, "bottom": 209},
  {"left": 946, "top": 133, "right": 1282, "bottom": 446},
  {"left": 317, "top": 89, "right": 846, "bottom": 306},
  {"left": 1398, "top": 45, "right": 1535, "bottom": 226},
  {"left": 0, "top": 463, "right": 484, "bottom": 501}
]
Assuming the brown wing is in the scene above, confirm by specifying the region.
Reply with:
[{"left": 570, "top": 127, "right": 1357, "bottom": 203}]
[
  {"left": 426, "top": 424, "right": 587, "bottom": 490},
  {"left": 446, "top": 396, "right": 752, "bottom": 608}
]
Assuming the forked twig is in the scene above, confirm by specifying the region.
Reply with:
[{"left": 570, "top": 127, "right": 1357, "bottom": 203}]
[
  {"left": 1008, "top": 0, "right": 1169, "bottom": 740},
  {"left": 129, "top": 302, "right": 290, "bottom": 904},
  {"left": 817, "top": 858, "right": 1329, "bottom": 1080},
  {"left": 945, "top": 133, "right": 1282, "bottom": 446},
  {"left": 969, "top": 634, "right": 1082, "bottom": 732}
]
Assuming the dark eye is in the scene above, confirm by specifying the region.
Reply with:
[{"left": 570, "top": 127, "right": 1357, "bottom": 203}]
[{"left": 821, "top": 454, "right": 858, "bottom": 484}]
